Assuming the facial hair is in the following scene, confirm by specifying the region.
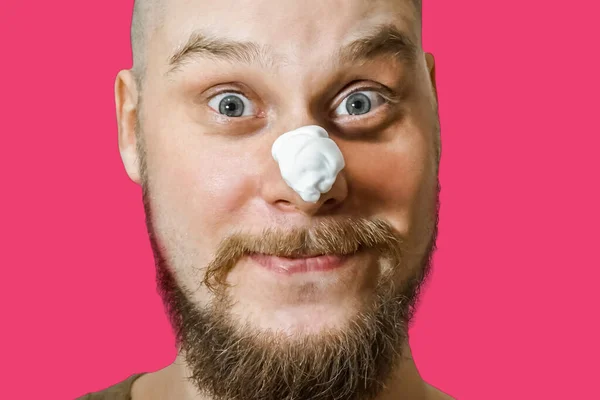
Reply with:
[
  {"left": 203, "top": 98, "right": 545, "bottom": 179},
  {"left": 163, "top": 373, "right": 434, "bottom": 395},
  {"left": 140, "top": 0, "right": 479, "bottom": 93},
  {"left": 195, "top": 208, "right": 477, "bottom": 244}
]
[{"left": 136, "top": 122, "right": 440, "bottom": 400}]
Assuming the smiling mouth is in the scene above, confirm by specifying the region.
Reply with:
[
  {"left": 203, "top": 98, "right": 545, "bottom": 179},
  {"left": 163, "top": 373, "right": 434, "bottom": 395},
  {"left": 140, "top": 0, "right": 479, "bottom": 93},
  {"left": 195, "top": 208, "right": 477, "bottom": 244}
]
[{"left": 248, "top": 249, "right": 361, "bottom": 275}]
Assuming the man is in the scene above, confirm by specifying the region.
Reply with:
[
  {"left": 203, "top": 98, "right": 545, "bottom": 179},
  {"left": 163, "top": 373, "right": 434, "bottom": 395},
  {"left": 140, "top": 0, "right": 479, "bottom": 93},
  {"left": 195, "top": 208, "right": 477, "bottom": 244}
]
[{"left": 79, "top": 0, "right": 452, "bottom": 398}]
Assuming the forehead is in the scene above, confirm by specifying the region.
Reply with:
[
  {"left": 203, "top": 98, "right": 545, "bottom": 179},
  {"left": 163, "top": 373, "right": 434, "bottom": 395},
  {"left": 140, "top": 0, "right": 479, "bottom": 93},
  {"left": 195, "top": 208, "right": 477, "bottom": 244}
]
[{"left": 150, "top": 0, "right": 418, "bottom": 72}]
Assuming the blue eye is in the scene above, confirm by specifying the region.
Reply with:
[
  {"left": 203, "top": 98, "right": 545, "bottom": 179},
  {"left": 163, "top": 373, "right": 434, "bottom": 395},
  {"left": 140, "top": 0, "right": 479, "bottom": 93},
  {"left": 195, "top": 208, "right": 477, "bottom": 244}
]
[
  {"left": 208, "top": 92, "right": 256, "bottom": 117},
  {"left": 334, "top": 91, "right": 387, "bottom": 116}
]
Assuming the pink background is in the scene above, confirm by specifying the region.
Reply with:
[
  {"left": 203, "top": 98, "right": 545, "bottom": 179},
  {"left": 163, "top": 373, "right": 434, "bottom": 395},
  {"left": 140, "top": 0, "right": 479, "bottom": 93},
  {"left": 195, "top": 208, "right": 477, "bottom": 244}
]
[{"left": 1, "top": 1, "right": 599, "bottom": 399}]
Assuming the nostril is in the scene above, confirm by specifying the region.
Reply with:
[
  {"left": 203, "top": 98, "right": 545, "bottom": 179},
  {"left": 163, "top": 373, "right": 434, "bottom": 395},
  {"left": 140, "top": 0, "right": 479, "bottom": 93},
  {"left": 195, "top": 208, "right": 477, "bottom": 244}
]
[{"left": 274, "top": 199, "right": 296, "bottom": 211}]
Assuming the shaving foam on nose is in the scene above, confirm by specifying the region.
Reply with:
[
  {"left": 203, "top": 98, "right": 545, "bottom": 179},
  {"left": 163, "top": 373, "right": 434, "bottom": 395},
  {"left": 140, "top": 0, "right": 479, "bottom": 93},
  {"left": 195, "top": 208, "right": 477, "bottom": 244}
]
[{"left": 271, "top": 125, "right": 345, "bottom": 203}]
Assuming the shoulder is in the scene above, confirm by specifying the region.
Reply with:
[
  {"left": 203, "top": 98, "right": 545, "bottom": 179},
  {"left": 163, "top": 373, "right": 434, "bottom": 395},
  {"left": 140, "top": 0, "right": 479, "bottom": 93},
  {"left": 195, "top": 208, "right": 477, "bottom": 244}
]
[
  {"left": 75, "top": 373, "right": 147, "bottom": 400},
  {"left": 426, "top": 383, "right": 456, "bottom": 400}
]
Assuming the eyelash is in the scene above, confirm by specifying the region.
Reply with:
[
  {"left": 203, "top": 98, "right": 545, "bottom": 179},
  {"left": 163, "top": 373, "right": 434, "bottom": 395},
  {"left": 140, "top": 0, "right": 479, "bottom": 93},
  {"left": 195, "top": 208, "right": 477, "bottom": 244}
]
[
  {"left": 207, "top": 85, "right": 399, "bottom": 118},
  {"left": 341, "top": 85, "right": 399, "bottom": 104}
]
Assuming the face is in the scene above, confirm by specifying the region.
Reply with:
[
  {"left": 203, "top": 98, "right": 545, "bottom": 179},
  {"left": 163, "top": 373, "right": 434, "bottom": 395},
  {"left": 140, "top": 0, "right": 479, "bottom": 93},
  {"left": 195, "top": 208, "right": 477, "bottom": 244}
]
[{"left": 117, "top": 0, "right": 440, "bottom": 398}]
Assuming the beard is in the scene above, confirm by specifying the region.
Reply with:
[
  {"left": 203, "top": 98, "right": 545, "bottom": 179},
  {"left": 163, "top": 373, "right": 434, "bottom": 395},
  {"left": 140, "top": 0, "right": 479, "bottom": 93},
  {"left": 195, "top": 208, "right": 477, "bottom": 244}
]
[{"left": 136, "top": 128, "right": 440, "bottom": 400}]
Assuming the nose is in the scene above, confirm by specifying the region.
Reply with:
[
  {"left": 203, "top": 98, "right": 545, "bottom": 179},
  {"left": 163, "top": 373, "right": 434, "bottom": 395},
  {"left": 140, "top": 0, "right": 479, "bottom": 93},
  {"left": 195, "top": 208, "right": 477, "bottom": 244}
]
[{"left": 259, "top": 143, "right": 348, "bottom": 217}]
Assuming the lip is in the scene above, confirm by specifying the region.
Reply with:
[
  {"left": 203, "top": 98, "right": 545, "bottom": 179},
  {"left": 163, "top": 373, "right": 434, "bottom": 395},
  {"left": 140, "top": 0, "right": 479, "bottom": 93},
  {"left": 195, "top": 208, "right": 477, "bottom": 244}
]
[{"left": 249, "top": 253, "right": 350, "bottom": 275}]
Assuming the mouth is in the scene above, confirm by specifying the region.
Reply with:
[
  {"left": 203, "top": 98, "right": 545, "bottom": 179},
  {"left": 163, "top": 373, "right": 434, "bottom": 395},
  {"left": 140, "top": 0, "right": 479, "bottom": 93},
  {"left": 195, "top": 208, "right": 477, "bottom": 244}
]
[{"left": 248, "top": 251, "right": 357, "bottom": 275}]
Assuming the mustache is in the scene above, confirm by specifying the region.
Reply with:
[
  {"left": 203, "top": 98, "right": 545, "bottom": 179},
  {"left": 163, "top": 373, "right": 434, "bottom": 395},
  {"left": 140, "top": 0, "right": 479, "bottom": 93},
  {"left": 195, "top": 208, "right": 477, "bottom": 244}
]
[{"left": 202, "top": 217, "right": 407, "bottom": 292}]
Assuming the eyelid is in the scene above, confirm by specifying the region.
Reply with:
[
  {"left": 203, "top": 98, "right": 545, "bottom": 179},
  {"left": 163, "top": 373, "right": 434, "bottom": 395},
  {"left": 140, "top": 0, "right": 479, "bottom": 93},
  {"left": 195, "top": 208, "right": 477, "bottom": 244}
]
[
  {"left": 344, "top": 85, "right": 402, "bottom": 104},
  {"left": 202, "top": 83, "right": 258, "bottom": 106},
  {"left": 208, "top": 89, "right": 248, "bottom": 101}
]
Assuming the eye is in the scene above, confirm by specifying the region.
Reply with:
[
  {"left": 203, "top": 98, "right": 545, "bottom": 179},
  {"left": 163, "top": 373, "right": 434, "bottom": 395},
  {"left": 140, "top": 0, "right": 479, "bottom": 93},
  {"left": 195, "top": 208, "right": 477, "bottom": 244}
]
[
  {"left": 334, "top": 90, "right": 388, "bottom": 116},
  {"left": 207, "top": 92, "right": 256, "bottom": 117}
]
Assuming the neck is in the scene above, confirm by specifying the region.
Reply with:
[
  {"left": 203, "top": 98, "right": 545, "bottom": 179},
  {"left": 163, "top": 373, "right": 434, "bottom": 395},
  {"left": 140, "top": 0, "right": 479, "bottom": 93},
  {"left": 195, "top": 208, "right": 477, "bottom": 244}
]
[{"left": 132, "top": 341, "right": 432, "bottom": 400}]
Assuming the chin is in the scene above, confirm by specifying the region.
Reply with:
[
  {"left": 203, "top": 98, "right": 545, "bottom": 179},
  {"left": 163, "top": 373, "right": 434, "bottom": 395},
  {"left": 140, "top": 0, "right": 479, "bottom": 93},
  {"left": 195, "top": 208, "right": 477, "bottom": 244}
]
[{"left": 231, "top": 293, "right": 372, "bottom": 337}]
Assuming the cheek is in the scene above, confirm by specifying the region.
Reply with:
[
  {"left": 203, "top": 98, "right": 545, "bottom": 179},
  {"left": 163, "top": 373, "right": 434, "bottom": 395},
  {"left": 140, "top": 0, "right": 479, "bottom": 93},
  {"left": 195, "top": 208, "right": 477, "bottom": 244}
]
[
  {"left": 342, "top": 128, "right": 435, "bottom": 234},
  {"left": 144, "top": 132, "right": 256, "bottom": 242}
]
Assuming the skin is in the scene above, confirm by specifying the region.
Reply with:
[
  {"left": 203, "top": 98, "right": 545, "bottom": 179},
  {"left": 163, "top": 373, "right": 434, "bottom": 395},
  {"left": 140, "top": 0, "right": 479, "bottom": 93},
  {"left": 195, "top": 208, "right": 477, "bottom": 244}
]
[{"left": 115, "top": 0, "right": 451, "bottom": 398}]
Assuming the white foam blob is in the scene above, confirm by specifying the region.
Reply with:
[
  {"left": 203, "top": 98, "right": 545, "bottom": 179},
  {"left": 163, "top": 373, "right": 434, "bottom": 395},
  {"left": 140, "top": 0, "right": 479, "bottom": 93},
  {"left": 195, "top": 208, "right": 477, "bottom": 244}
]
[{"left": 271, "top": 125, "right": 345, "bottom": 203}]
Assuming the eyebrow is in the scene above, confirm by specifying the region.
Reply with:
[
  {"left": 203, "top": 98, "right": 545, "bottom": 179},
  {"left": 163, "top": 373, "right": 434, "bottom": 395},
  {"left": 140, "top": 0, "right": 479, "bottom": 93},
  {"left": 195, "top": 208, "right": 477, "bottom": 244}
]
[
  {"left": 336, "top": 24, "right": 418, "bottom": 66},
  {"left": 167, "top": 32, "right": 279, "bottom": 74},
  {"left": 166, "top": 23, "right": 418, "bottom": 75}
]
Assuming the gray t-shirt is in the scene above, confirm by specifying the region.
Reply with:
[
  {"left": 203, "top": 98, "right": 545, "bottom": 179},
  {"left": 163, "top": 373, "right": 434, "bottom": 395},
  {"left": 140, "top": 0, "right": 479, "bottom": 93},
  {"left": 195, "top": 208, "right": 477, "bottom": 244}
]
[{"left": 76, "top": 373, "right": 147, "bottom": 400}]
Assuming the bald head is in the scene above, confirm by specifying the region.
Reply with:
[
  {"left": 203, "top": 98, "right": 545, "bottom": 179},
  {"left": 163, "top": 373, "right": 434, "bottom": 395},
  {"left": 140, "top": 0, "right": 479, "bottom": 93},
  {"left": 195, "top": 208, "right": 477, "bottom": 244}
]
[
  {"left": 129, "top": 0, "right": 422, "bottom": 89},
  {"left": 130, "top": 0, "right": 165, "bottom": 87}
]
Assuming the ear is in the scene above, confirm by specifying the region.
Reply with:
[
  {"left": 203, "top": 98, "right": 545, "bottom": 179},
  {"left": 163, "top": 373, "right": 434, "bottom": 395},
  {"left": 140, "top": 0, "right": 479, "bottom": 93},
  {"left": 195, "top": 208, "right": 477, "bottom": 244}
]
[
  {"left": 115, "top": 69, "right": 141, "bottom": 185},
  {"left": 425, "top": 52, "right": 438, "bottom": 103}
]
